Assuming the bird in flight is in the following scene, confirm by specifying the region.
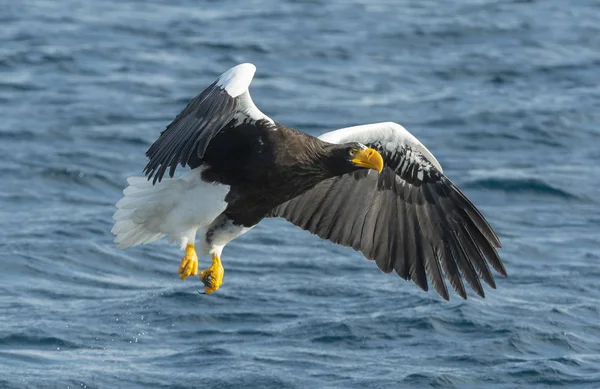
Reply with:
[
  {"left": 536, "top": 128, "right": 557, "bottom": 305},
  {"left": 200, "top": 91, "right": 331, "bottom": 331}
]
[{"left": 112, "top": 63, "right": 505, "bottom": 299}]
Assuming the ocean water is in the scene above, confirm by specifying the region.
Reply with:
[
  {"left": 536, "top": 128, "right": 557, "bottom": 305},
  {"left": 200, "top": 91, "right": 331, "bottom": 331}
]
[{"left": 1, "top": 0, "right": 600, "bottom": 387}]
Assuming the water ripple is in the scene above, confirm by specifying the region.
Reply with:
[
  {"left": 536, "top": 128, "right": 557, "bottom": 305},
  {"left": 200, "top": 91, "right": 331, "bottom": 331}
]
[{"left": 464, "top": 177, "right": 578, "bottom": 200}]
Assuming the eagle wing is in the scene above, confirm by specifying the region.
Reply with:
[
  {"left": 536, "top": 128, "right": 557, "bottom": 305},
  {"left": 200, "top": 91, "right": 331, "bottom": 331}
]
[
  {"left": 144, "top": 63, "right": 271, "bottom": 183},
  {"left": 271, "top": 122, "right": 505, "bottom": 300}
]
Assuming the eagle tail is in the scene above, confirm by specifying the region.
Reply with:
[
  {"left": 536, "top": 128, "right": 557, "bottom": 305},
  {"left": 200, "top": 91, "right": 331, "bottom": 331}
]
[
  {"left": 111, "top": 176, "right": 170, "bottom": 248},
  {"left": 111, "top": 169, "right": 229, "bottom": 249}
]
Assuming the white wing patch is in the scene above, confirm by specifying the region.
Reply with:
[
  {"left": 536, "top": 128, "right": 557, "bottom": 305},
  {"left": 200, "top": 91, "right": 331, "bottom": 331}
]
[
  {"left": 217, "top": 63, "right": 257, "bottom": 98},
  {"left": 218, "top": 63, "right": 273, "bottom": 124},
  {"left": 319, "top": 122, "right": 443, "bottom": 173},
  {"left": 234, "top": 89, "right": 273, "bottom": 124},
  {"left": 216, "top": 63, "right": 273, "bottom": 124}
]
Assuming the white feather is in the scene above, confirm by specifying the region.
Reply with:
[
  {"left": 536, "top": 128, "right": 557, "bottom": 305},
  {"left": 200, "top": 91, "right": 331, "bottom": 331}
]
[
  {"left": 209, "top": 220, "right": 254, "bottom": 257},
  {"left": 112, "top": 167, "right": 230, "bottom": 249},
  {"left": 319, "top": 122, "right": 443, "bottom": 173},
  {"left": 235, "top": 89, "right": 272, "bottom": 123},
  {"left": 217, "top": 63, "right": 256, "bottom": 98},
  {"left": 216, "top": 63, "right": 273, "bottom": 124}
]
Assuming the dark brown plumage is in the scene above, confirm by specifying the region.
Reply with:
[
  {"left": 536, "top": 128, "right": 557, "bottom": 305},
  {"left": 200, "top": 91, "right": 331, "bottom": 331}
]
[{"left": 171, "top": 118, "right": 380, "bottom": 227}]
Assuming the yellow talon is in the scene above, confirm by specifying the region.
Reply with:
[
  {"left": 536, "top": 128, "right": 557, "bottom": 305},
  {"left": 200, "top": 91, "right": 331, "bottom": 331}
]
[
  {"left": 199, "top": 253, "right": 224, "bottom": 294},
  {"left": 178, "top": 244, "right": 198, "bottom": 280}
]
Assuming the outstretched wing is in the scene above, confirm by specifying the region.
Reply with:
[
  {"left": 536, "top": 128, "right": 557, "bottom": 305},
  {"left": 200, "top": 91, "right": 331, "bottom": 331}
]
[
  {"left": 144, "top": 63, "right": 272, "bottom": 184},
  {"left": 271, "top": 122, "right": 505, "bottom": 300}
]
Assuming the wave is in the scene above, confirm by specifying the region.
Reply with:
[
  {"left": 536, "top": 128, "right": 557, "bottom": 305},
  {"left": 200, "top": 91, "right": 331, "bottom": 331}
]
[
  {"left": 463, "top": 177, "right": 578, "bottom": 200},
  {"left": 0, "top": 332, "right": 81, "bottom": 350}
]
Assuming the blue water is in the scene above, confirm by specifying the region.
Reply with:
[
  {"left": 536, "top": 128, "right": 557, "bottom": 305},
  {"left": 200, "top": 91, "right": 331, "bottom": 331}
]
[{"left": 1, "top": 0, "right": 600, "bottom": 387}]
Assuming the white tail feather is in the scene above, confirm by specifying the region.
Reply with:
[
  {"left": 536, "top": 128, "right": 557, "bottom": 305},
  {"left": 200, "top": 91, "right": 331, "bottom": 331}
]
[{"left": 112, "top": 168, "right": 230, "bottom": 249}]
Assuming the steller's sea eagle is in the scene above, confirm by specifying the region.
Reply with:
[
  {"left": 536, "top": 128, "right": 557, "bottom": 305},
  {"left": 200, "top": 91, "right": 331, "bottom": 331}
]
[{"left": 112, "top": 63, "right": 505, "bottom": 299}]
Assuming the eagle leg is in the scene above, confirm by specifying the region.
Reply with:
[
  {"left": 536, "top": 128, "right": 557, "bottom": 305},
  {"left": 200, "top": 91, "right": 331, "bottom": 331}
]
[
  {"left": 178, "top": 244, "right": 199, "bottom": 280},
  {"left": 199, "top": 253, "right": 224, "bottom": 294}
]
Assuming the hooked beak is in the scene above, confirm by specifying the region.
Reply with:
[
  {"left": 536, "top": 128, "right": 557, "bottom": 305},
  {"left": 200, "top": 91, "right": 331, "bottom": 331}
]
[{"left": 351, "top": 147, "right": 384, "bottom": 173}]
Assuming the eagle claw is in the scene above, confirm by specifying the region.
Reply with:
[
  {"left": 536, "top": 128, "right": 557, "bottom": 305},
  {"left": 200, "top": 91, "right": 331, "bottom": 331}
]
[
  {"left": 199, "top": 254, "right": 224, "bottom": 294},
  {"left": 178, "top": 244, "right": 198, "bottom": 280}
]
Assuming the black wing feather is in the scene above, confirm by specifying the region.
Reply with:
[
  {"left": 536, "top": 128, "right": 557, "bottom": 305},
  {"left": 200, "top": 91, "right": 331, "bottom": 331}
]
[
  {"left": 143, "top": 81, "right": 238, "bottom": 184},
  {"left": 271, "top": 143, "right": 504, "bottom": 300}
]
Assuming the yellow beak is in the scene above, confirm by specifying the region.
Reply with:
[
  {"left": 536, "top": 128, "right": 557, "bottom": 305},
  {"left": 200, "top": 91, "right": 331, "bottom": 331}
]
[{"left": 351, "top": 147, "right": 384, "bottom": 173}]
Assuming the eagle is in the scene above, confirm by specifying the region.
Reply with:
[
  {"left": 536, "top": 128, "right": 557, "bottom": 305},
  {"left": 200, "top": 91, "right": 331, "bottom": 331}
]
[{"left": 112, "top": 63, "right": 505, "bottom": 299}]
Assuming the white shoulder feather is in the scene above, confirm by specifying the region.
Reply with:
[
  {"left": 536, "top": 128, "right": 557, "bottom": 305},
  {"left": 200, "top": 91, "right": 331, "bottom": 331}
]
[{"left": 319, "top": 122, "right": 443, "bottom": 173}]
